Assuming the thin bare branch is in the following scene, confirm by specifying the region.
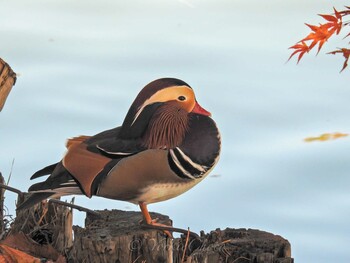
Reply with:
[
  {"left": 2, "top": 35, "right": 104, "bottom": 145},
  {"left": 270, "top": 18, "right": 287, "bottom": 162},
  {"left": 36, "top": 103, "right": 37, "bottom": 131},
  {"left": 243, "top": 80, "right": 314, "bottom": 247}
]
[
  {"left": 0, "top": 183, "right": 23, "bottom": 196},
  {"left": 48, "top": 199, "right": 101, "bottom": 217}
]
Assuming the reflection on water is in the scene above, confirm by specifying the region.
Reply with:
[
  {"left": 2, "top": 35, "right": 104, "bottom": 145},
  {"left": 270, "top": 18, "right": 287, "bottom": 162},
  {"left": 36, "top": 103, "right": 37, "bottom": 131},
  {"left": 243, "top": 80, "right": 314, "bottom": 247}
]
[{"left": 1, "top": 1, "right": 350, "bottom": 262}]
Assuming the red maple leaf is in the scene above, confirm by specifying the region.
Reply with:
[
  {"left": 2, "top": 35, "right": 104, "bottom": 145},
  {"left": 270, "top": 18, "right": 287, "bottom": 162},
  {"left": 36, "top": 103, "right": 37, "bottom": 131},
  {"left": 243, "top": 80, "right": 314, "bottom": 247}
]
[
  {"left": 341, "top": 6, "right": 350, "bottom": 26},
  {"left": 319, "top": 8, "right": 342, "bottom": 35},
  {"left": 289, "top": 6, "right": 350, "bottom": 71},
  {"left": 302, "top": 23, "right": 334, "bottom": 53},
  {"left": 288, "top": 41, "right": 309, "bottom": 63},
  {"left": 328, "top": 48, "right": 350, "bottom": 72}
]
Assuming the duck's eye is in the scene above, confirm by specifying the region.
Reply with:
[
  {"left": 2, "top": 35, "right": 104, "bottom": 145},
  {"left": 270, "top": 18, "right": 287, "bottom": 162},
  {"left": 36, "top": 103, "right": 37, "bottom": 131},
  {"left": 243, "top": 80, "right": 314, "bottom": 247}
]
[{"left": 178, "top": 96, "right": 186, "bottom": 101}]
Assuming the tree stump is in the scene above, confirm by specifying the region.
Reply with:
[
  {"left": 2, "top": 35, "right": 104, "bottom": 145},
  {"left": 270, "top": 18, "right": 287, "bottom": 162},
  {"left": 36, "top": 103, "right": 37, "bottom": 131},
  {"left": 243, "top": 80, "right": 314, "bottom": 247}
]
[
  {"left": 69, "top": 209, "right": 173, "bottom": 263},
  {"left": 12, "top": 196, "right": 73, "bottom": 256},
  {"left": 70, "top": 210, "right": 293, "bottom": 263},
  {"left": 174, "top": 228, "right": 293, "bottom": 263}
]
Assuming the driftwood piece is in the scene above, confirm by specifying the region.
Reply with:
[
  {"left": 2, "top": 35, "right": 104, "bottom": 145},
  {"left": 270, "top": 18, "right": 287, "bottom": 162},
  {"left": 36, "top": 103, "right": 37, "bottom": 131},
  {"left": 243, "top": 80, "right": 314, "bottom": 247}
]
[
  {"left": 70, "top": 209, "right": 293, "bottom": 263},
  {"left": 0, "top": 58, "right": 16, "bottom": 111}
]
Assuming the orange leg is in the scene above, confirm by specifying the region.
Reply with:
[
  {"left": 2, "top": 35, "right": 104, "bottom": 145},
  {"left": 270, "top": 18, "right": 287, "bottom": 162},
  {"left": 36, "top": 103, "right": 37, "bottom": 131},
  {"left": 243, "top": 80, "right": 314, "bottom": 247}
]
[
  {"left": 139, "top": 202, "right": 173, "bottom": 237},
  {"left": 139, "top": 201, "right": 153, "bottom": 224}
]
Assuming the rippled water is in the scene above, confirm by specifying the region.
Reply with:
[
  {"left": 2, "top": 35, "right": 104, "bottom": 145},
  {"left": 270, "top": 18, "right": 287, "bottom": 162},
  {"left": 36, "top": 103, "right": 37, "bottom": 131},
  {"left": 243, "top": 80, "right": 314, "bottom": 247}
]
[{"left": 1, "top": 1, "right": 350, "bottom": 262}]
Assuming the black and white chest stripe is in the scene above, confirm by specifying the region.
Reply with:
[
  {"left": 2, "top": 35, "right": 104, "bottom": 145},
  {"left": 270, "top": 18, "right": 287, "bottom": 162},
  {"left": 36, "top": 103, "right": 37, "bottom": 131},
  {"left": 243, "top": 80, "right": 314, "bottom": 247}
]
[{"left": 168, "top": 147, "right": 210, "bottom": 180}]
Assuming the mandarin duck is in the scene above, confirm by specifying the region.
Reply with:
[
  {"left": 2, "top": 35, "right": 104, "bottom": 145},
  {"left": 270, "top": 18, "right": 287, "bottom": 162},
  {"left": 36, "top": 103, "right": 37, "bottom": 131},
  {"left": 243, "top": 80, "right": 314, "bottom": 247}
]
[{"left": 18, "top": 78, "right": 221, "bottom": 233}]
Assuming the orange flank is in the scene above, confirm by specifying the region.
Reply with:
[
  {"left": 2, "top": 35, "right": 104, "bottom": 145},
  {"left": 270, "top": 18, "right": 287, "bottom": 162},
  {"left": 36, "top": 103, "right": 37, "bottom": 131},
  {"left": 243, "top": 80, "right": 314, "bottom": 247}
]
[{"left": 304, "top": 132, "right": 349, "bottom": 142}]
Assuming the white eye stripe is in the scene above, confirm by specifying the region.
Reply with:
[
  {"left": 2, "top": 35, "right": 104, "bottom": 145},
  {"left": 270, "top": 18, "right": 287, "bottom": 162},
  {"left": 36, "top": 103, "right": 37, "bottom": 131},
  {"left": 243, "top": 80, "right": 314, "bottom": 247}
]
[{"left": 130, "top": 85, "right": 193, "bottom": 126}]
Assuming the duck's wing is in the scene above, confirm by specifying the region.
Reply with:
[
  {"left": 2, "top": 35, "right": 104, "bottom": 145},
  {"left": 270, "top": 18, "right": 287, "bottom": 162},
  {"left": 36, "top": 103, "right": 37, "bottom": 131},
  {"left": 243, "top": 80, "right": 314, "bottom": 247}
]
[{"left": 62, "top": 127, "right": 146, "bottom": 197}]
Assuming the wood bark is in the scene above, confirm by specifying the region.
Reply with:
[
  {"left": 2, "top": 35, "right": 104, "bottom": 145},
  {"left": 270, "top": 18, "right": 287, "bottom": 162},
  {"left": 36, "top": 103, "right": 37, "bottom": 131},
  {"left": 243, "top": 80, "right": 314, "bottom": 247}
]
[
  {"left": 175, "top": 228, "right": 293, "bottom": 263},
  {"left": 69, "top": 209, "right": 294, "bottom": 263},
  {"left": 69, "top": 209, "right": 173, "bottom": 263},
  {"left": 12, "top": 195, "right": 73, "bottom": 257}
]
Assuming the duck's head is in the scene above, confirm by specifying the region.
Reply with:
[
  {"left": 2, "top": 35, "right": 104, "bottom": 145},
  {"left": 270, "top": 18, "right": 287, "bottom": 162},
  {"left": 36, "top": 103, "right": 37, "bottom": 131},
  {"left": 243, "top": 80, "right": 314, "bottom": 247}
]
[{"left": 121, "top": 78, "right": 211, "bottom": 148}]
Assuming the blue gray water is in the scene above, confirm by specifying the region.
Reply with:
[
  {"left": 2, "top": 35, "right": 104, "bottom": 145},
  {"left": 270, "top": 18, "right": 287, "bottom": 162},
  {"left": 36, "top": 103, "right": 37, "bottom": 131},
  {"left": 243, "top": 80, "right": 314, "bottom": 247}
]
[{"left": 1, "top": 1, "right": 350, "bottom": 262}]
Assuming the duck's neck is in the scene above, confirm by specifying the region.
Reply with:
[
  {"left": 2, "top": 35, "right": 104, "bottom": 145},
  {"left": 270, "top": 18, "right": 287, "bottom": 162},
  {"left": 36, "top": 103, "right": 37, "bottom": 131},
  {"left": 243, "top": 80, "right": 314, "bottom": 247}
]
[{"left": 142, "top": 104, "right": 189, "bottom": 149}]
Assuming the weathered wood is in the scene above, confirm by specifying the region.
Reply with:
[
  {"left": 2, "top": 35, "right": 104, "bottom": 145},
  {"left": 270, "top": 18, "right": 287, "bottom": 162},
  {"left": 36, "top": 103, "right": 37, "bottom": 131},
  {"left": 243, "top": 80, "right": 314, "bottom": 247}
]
[
  {"left": 175, "top": 228, "right": 293, "bottom": 263},
  {"left": 13, "top": 195, "right": 73, "bottom": 255},
  {"left": 50, "top": 200, "right": 73, "bottom": 253},
  {"left": 0, "top": 58, "right": 16, "bottom": 111},
  {"left": 69, "top": 209, "right": 173, "bottom": 263},
  {"left": 70, "top": 209, "right": 293, "bottom": 263}
]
